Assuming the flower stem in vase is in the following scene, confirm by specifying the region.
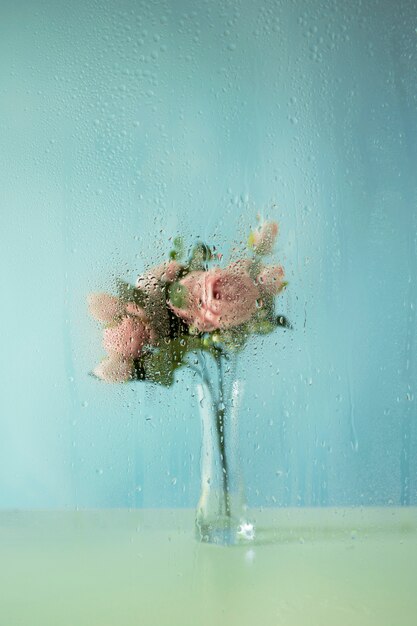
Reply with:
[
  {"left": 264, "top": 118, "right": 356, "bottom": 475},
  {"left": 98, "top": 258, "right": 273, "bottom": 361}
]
[
  {"left": 195, "top": 349, "right": 254, "bottom": 545},
  {"left": 214, "top": 350, "right": 231, "bottom": 519}
]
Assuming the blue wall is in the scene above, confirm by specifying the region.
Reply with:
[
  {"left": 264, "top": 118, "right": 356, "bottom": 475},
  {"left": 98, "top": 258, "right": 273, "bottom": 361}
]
[{"left": 1, "top": 0, "right": 416, "bottom": 508}]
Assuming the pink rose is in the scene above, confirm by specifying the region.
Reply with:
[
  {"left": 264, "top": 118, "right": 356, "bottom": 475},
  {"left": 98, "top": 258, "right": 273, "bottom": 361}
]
[
  {"left": 251, "top": 221, "right": 279, "bottom": 255},
  {"left": 169, "top": 265, "right": 260, "bottom": 332},
  {"left": 125, "top": 302, "right": 149, "bottom": 318},
  {"left": 257, "top": 265, "right": 285, "bottom": 296},
  {"left": 160, "top": 261, "right": 183, "bottom": 283},
  {"left": 103, "top": 314, "right": 152, "bottom": 358},
  {"left": 136, "top": 260, "right": 182, "bottom": 290},
  {"left": 94, "top": 354, "right": 133, "bottom": 383},
  {"left": 88, "top": 293, "right": 123, "bottom": 323}
]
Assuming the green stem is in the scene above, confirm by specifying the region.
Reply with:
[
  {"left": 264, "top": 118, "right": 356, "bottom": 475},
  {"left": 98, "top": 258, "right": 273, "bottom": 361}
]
[{"left": 214, "top": 350, "right": 231, "bottom": 518}]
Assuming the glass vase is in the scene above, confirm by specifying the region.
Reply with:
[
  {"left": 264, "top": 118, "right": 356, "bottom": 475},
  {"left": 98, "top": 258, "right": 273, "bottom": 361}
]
[{"left": 194, "top": 349, "right": 255, "bottom": 546}]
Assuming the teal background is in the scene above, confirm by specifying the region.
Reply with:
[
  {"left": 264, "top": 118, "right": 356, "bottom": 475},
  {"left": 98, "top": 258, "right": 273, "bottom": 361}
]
[{"left": 0, "top": 0, "right": 416, "bottom": 509}]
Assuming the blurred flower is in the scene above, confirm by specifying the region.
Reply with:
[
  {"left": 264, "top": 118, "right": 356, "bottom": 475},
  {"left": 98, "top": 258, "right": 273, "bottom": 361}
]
[
  {"left": 249, "top": 221, "right": 279, "bottom": 256},
  {"left": 103, "top": 314, "right": 153, "bottom": 358},
  {"left": 169, "top": 265, "right": 260, "bottom": 332},
  {"left": 257, "top": 265, "right": 285, "bottom": 296},
  {"left": 88, "top": 293, "right": 123, "bottom": 323},
  {"left": 136, "top": 260, "right": 182, "bottom": 290},
  {"left": 93, "top": 354, "right": 133, "bottom": 383}
]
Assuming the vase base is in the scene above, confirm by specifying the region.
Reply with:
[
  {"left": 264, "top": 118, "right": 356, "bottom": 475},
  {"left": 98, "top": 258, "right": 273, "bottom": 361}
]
[{"left": 196, "top": 517, "right": 255, "bottom": 546}]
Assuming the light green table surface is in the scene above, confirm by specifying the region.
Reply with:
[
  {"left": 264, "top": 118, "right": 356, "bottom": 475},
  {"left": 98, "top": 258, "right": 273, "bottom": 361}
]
[{"left": 1, "top": 508, "right": 416, "bottom": 626}]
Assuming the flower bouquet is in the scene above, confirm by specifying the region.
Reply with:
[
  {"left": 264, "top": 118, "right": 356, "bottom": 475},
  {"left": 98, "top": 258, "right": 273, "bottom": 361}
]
[{"left": 88, "top": 220, "right": 289, "bottom": 545}]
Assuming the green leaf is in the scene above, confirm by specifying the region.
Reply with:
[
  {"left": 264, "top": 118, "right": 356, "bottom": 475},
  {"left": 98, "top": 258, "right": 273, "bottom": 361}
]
[
  {"left": 173, "top": 236, "right": 184, "bottom": 257},
  {"left": 249, "top": 320, "right": 276, "bottom": 335},
  {"left": 115, "top": 279, "right": 147, "bottom": 307},
  {"left": 168, "top": 282, "right": 188, "bottom": 309},
  {"left": 249, "top": 306, "right": 292, "bottom": 333},
  {"left": 275, "top": 315, "right": 292, "bottom": 329},
  {"left": 213, "top": 326, "right": 250, "bottom": 352},
  {"left": 141, "top": 349, "right": 176, "bottom": 386},
  {"left": 133, "top": 337, "right": 195, "bottom": 387},
  {"left": 188, "top": 242, "right": 213, "bottom": 271},
  {"left": 248, "top": 257, "right": 262, "bottom": 280},
  {"left": 168, "top": 236, "right": 185, "bottom": 261},
  {"left": 252, "top": 294, "right": 275, "bottom": 324}
]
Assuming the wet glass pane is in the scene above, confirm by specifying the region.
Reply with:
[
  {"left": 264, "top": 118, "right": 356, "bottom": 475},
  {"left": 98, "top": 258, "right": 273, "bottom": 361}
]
[{"left": 1, "top": 0, "right": 416, "bottom": 624}]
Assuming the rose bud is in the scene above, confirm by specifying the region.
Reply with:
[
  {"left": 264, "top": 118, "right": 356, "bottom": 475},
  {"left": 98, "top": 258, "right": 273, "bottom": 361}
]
[
  {"left": 93, "top": 354, "right": 133, "bottom": 383},
  {"left": 249, "top": 221, "right": 279, "bottom": 256}
]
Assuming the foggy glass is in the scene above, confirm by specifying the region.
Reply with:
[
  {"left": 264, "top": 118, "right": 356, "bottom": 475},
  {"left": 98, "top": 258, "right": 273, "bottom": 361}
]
[{"left": 0, "top": 0, "right": 416, "bottom": 511}]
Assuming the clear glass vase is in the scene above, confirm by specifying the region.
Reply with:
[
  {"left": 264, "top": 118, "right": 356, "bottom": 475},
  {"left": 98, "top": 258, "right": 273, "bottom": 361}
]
[{"left": 194, "top": 349, "right": 255, "bottom": 546}]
